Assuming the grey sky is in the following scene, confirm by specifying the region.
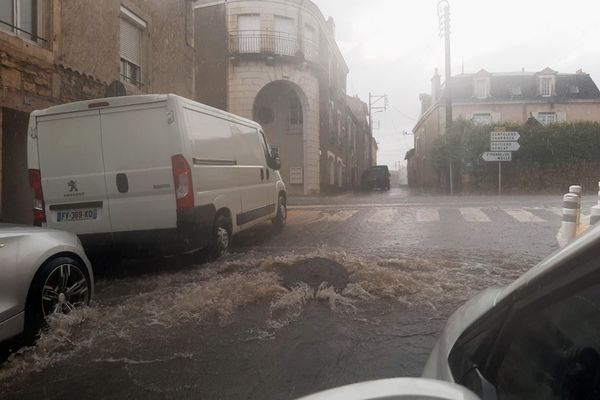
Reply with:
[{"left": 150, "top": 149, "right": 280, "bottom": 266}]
[{"left": 312, "top": 0, "right": 600, "bottom": 169}]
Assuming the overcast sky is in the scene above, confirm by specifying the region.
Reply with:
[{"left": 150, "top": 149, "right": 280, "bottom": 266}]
[{"left": 311, "top": 0, "right": 600, "bottom": 170}]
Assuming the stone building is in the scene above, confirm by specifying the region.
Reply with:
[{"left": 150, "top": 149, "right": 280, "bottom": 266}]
[
  {"left": 0, "top": 0, "right": 194, "bottom": 224},
  {"left": 411, "top": 68, "right": 600, "bottom": 188},
  {"left": 194, "top": 0, "right": 373, "bottom": 195}
]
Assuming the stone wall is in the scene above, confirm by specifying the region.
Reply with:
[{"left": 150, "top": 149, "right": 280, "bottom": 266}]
[
  {"left": 462, "top": 160, "right": 600, "bottom": 194},
  {"left": 0, "top": 48, "right": 105, "bottom": 113}
]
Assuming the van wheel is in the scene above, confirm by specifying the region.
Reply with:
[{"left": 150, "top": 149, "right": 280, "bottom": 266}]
[
  {"left": 24, "top": 257, "right": 91, "bottom": 343},
  {"left": 211, "top": 215, "right": 232, "bottom": 259},
  {"left": 272, "top": 195, "right": 287, "bottom": 232}
]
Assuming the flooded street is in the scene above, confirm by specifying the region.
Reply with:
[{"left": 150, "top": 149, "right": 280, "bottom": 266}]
[{"left": 0, "top": 191, "right": 565, "bottom": 399}]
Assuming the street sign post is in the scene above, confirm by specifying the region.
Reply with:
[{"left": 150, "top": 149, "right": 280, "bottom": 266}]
[
  {"left": 491, "top": 131, "right": 520, "bottom": 142},
  {"left": 484, "top": 129, "right": 521, "bottom": 195},
  {"left": 491, "top": 142, "right": 521, "bottom": 152},
  {"left": 482, "top": 152, "right": 512, "bottom": 162}
]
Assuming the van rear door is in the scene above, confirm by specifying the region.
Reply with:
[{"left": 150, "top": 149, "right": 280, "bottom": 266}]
[
  {"left": 99, "top": 102, "right": 176, "bottom": 234},
  {"left": 36, "top": 110, "right": 112, "bottom": 235}
]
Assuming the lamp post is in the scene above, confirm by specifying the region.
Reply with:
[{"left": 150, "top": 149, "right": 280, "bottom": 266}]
[{"left": 438, "top": 0, "right": 454, "bottom": 195}]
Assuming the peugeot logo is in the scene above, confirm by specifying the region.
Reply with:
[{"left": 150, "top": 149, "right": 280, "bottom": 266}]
[{"left": 67, "top": 180, "right": 78, "bottom": 193}]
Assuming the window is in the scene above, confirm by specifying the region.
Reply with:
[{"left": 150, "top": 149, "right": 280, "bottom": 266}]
[
  {"left": 120, "top": 7, "right": 146, "bottom": 87},
  {"left": 493, "top": 282, "right": 600, "bottom": 400},
  {"left": 237, "top": 14, "right": 260, "bottom": 53},
  {"left": 474, "top": 78, "right": 490, "bottom": 99},
  {"left": 508, "top": 87, "right": 522, "bottom": 96},
  {"left": 472, "top": 113, "right": 492, "bottom": 125},
  {"left": 540, "top": 77, "right": 553, "bottom": 97},
  {"left": 537, "top": 112, "right": 557, "bottom": 125},
  {"left": 304, "top": 24, "right": 317, "bottom": 61},
  {"left": 0, "top": 0, "right": 43, "bottom": 43},
  {"left": 289, "top": 95, "right": 303, "bottom": 128}
]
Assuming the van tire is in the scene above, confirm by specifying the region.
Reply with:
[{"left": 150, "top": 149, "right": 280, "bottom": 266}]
[
  {"left": 272, "top": 194, "right": 287, "bottom": 232},
  {"left": 210, "top": 215, "right": 232, "bottom": 259},
  {"left": 24, "top": 256, "right": 91, "bottom": 343}
]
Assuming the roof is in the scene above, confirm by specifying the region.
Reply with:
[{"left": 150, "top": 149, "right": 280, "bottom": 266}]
[
  {"left": 443, "top": 68, "right": 600, "bottom": 102},
  {"left": 346, "top": 95, "right": 368, "bottom": 122},
  {"left": 31, "top": 94, "right": 260, "bottom": 128}
]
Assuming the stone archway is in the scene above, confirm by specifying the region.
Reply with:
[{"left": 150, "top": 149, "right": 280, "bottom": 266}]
[{"left": 253, "top": 80, "right": 309, "bottom": 195}]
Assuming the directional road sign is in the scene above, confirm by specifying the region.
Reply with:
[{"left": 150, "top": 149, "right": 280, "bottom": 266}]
[
  {"left": 482, "top": 152, "right": 512, "bottom": 162},
  {"left": 491, "top": 131, "right": 520, "bottom": 142},
  {"left": 491, "top": 141, "right": 521, "bottom": 152}
]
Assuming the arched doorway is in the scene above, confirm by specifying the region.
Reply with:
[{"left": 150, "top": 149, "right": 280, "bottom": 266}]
[{"left": 253, "top": 81, "right": 307, "bottom": 195}]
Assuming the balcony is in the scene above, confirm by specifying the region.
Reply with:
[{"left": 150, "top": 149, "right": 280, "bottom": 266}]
[{"left": 228, "top": 30, "right": 319, "bottom": 63}]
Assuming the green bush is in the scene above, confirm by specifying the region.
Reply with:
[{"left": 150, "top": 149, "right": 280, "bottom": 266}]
[{"left": 431, "top": 119, "right": 600, "bottom": 169}]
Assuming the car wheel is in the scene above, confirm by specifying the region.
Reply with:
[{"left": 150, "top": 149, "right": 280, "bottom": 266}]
[
  {"left": 272, "top": 194, "right": 287, "bottom": 232},
  {"left": 25, "top": 256, "right": 91, "bottom": 342},
  {"left": 210, "top": 215, "right": 232, "bottom": 259}
]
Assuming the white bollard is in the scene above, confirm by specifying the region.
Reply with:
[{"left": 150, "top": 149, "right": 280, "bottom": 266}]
[
  {"left": 569, "top": 185, "right": 582, "bottom": 226},
  {"left": 558, "top": 193, "right": 579, "bottom": 246},
  {"left": 591, "top": 182, "right": 600, "bottom": 226}
]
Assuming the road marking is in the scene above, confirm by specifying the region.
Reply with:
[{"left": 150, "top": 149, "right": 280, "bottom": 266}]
[
  {"left": 367, "top": 208, "right": 397, "bottom": 224},
  {"left": 504, "top": 209, "right": 546, "bottom": 223},
  {"left": 416, "top": 208, "right": 440, "bottom": 223},
  {"left": 287, "top": 210, "right": 323, "bottom": 225},
  {"left": 317, "top": 209, "right": 359, "bottom": 223},
  {"left": 459, "top": 208, "right": 491, "bottom": 222}
]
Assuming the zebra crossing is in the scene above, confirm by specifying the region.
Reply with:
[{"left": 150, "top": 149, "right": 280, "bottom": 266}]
[{"left": 288, "top": 206, "right": 570, "bottom": 226}]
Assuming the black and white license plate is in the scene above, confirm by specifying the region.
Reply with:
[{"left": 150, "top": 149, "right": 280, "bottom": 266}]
[{"left": 56, "top": 208, "right": 99, "bottom": 222}]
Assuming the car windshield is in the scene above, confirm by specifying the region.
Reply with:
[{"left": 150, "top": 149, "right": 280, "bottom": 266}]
[{"left": 1, "top": 1, "right": 598, "bottom": 399}]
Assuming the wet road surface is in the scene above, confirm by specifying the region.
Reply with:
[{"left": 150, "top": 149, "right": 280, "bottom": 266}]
[{"left": 0, "top": 189, "right": 572, "bottom": 399}]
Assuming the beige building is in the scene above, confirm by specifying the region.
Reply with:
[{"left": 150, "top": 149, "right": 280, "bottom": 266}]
[
  {"left": 411, "top": 68, "right": 600, "bottom": 187},
  {"left": 0, "top": 0, "right": 194, "bottom": 224},
  {"left": 194, "top": 0, "right": 374, "bottom": 195}
]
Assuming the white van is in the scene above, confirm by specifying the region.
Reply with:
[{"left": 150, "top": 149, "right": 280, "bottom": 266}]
[{"left": 27, "top": 94, "right": 287, "bottom": 257}]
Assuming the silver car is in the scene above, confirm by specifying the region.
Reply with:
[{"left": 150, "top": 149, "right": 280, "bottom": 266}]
[
  {"left": 424, "top": 224, "right": 600, "bottom": 399},
  {"left": 0, "top": 224, "right": 94, "bottom": 343}
]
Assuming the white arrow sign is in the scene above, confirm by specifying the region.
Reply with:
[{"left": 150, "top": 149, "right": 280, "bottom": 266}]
[
  {"left": 491, "top": 132, "right": 520, "bottom": 142},
  {"left": 491, "top": 142, "right": 521, "bottom": 152},
  {"left": 482, "top": 152, "right": 512, "bottom": 162}
]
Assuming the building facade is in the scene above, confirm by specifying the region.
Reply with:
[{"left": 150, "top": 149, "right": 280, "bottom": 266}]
[
  {"left": 411, "top": 68, "right": 600, "bottom": 187},
  {"left": 194, "top": 0, "right": 373, "bottom": 195},
  {"left": 0, "top": 0, "right": 194, "bottom": 224}
]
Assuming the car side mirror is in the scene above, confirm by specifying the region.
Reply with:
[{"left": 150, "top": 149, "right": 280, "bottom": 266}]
[
  {"left": 462, "top": 368, "right": 497, "bottom": 400},
  {"left": 269, "top": 156, "right": 282, "bottom": 171},
  {"left": 296, "top": 378, "right": 481, "bottom": 400}
]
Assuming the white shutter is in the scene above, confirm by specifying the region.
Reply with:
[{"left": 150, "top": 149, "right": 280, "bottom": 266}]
[
  {"left": 491, "top": 112, "right": 502, "bottom": 123},
  {"left": 120, "top": 17, "right": 141, "bottom": 65},
  {"left": 557, "top": 111, "right": 567, "bottom": 123}
]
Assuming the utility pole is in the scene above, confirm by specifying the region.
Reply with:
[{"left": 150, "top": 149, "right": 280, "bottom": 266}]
[
  {"left": 368, "top": 93, "right": 387, "bottom": 166},
  {"left": 438, "top": 0, "right": 453, "bottom": 195}
]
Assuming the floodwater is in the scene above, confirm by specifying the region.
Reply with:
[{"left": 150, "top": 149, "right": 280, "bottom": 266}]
[{"left": 0, "top": 249, "right": 531, "bottom": 399}]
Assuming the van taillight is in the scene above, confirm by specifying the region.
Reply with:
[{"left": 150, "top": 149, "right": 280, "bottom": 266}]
[
  {"left": 171, "top": 155, "right": 194, "bottom": 210},
  {"left": 28, "top": 169, "right": 46, "bottom": 225}
]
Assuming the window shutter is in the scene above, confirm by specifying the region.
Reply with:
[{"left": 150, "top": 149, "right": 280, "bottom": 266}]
[
  {"left": 491, "top": 112, "right": 502, "bottom": 123},
  {"left": 557, "top": 112, "right": 567, "bottom": 123},
  {"left": 120, "top": 17, "right": 141, "bottom": 65}
]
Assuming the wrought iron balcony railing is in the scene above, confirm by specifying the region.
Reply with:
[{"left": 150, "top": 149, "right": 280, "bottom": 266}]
[{"left": 229, "top": 30, "right": 319, "bottom": 62}]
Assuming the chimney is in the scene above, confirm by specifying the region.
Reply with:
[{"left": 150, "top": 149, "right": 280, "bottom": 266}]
[
  {"left": 431, "top": 68, "right": 441, "bottom": 103},
  {"left": 419, "top": 93, "right": 432, "bottom": 115},
  {"left": 327, "top": 17, "right": 336, "bottom": 38}
]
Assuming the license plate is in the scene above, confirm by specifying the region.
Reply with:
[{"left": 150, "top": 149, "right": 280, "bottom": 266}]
[{"left": 56, "top": 208, "right": 99, "bottom": 222}]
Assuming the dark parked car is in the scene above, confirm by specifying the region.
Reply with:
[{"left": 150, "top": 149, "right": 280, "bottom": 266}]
[{"left": 362, "top": 166, "right": 391, "bottom": 191}]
